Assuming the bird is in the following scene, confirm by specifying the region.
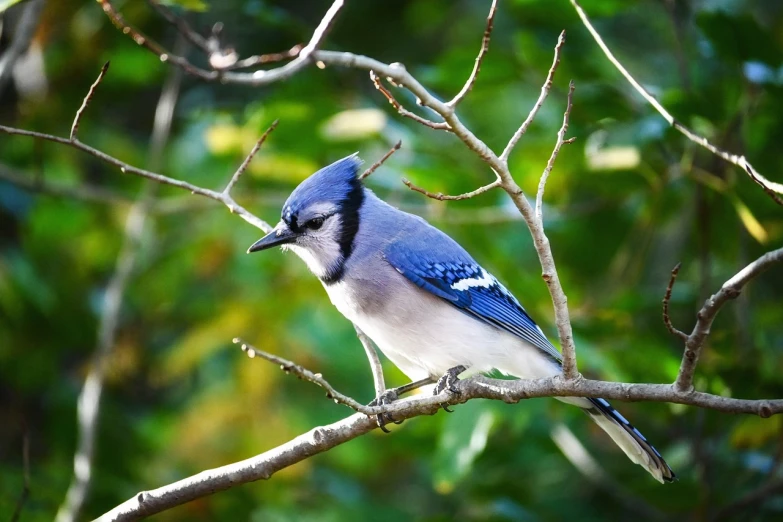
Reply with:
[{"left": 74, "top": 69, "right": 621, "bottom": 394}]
[{"left": 247, "top": 154, "right": 675, "bottom": 483}]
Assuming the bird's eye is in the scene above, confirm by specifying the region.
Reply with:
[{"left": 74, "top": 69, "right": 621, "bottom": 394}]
[{"left": 305, "top": 217, "right": 325, "bottom": 230}]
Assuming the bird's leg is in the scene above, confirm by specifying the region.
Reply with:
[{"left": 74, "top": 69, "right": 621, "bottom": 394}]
[
  {"left": 368, "top": 377, "right": 435, "bottom": 432},
  {"left": 433, "top": 365, "right": 467, "bottom": 412}
]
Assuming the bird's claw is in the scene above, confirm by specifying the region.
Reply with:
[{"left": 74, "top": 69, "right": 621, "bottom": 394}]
[
  {"left": 368, "top": 388, "right": 402, "bottom": 432},
  {"left": 433, "top": 365, "right": 466, "bottom": 413}
]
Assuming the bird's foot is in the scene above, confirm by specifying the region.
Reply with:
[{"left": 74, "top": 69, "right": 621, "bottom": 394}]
[
  {"left": 368, "top": 388, "right": 402, "bottom": 432},
  {"left": 433, "top": 365, "right": 467, "bottom": 413}
]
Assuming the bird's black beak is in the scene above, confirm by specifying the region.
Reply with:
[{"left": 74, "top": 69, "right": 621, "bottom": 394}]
[{"left": 247, "top": 223, "right": 297, "bottom": 253}]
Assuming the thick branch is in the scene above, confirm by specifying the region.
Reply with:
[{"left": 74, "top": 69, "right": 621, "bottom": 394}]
[
  {"left": 97, "top": 371, "right": 783, "bottom": 521},
  {"left": 675, "top": 247, "right": 783, "bottom": 392},
  {"left": 569, "top": 0, "right": 783, "bottom": 206}
]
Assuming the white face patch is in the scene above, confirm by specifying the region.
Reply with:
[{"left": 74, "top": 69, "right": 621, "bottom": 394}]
[
  {"left": 450, "top": 268, "right": 495, "bottom": 291},
  {"left": 284, "top": 214, "right": 344, "bottom": 280}
]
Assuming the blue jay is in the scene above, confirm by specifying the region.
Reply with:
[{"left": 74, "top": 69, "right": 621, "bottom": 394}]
[{"left": 248, "top": 154, "right": 675, "bottom": 483}]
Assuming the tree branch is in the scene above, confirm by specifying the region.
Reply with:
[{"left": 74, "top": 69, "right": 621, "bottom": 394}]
[
  {"left": 569, "top": 0, "right": 783, "bottom": 206},
  {"left": 500, "top": 30, "right": 566, "bottom": 163},
  {"left": 662, "top": 262, "right": 688, "bottom": 341},
  {"left": 447, "top": 0, "right": 497, "bottom": 107},
  {"left": 675, "top": 247, "right": 783, "bottom": 392},
  {"left": 96, "top": 367, "right": 783, "bottom": 521},
  {"left": 99, "top": 0, "right": 343, "bottom": 85},
  {"left": 535, "top": 80, "right": 575, "bottom": 223}
]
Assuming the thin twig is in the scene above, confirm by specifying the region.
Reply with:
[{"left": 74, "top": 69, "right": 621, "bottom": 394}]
[
  {"left": 535, "top": 80, "right": 576, "bottom": 223},
  {"left": 9, "top": 428, "right": 30, "bottom": 522},
  {"left": 662, "top": 262, "right": 688, "bottom": 341},
  {"left": 223, "top": 120, "right": 279, "bottom": 195},
  {"left": 359, "top": 141, "right": 401, "bottom": 180},
  {"left": 370, "top": 71, "right": 450, "bottom": 130},
  {"left": 100, "top": 0, "right": 344, "bottom": 86},
  {"left": 402, "top": 178, "right": 500, "bottom": 201},
  {"left": 0, "top": 126, "right": 271, "bottom": 232},
  {"left": 447, "top": 0, "right": 498, "bottom": 107},
  {"left": 70, "top": 62, "right": 110, "bottom": 142},
  {"left": 235, "top": 339, "right": 374, "bottom": 415},
  {"left": 676, "top": 247, "right": 783, "bottom": 392},
  {"left": 147, "top": 0, "right": 210, "bottom": 52},
  {"left": 500, "top": 30, "right": 567, "bottom": 163},
  {"left": 569, "top": 0, "right": 783, "bottom": 206},
  {"left": 227, "top": 45, "right": 303, "bottom": 70}
]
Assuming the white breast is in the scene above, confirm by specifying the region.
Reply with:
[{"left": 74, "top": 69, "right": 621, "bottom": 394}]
[{"left": 323, "top": 275, "right": 561, "bottom": 383}]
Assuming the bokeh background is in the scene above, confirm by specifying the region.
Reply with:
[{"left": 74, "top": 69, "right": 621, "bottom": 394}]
[{"left": 2, "top": 0, "right": 783, "bottom": 520}]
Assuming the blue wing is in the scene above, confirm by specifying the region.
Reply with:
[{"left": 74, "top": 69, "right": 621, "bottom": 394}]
[{"left": 383, "top": 221, "right": 562, "bottom": 364}]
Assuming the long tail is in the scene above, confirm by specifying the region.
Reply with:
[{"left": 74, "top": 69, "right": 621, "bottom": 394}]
[{"left": 578, "top": 397, "right": 675, "bottom": 483}]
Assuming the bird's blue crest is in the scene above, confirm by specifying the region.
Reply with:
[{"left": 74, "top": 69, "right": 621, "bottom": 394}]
[{"left": 282, "top": 154, "right": 363, "bottom": 224}]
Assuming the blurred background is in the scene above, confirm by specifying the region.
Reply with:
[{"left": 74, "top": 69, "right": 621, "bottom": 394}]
[{"left": 2, "top": 0, "right": 783, "bottom": 520}]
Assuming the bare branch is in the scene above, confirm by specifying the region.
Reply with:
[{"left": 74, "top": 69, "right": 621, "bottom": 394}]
[
  {"left": 370, "top": 71, "right": 450, "bottom": 130},
  {"left": 223, "top": 120, "right": 278, "bottom": 195},
  {"left": 359, "top": 140, "right": 402, "bottom": 180},
  {"left": 569, "top": 0, "right": 783, "bottom": 206},
  {"left": 676, "top": 247, "right": 783, "bottom": 392},
  {"left": 227, "top": 45, "right": 303, "bottom": 71},
  {"left": 402, "top": 178, "right": 501, "bottom": 201},
  {"left": 447, "top": 0, "right": 498, "bottom": 107},
  {"left": 662, "top": 262, "right": 688, "bottom": 341},
  {"left": 235, "top": 339, "right": 373, "bottom": 415},
  {"left": 0, "top": 126, "right": 272, "bottom": 232},
  {"left": 100, "top": 0, "right": 343, "bottom": 85},
  {"left": 500, "top": 30, "right": 567, "bottom": 163},
  {"left": 97, "top": 369, "right": 783, "bottom": 521},
  {"left": 535, "top": 80, "right": 575, "bottom": 223},
  {"left": 70, "top": 62, "right": 110, "bottom": 142}
]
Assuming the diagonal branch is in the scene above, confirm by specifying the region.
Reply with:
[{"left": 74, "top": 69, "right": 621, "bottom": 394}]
[
  {"left": 359, "top": 140, "right": 402, "bottom": 180},
  {"left": 447, "top": 0, "right": 498, "bottom": 107},
  {"left": 370, "top": 71, "right": 450, "bottom": 130},
  {"left": 535, "top": 80, "right": 576, "bottom": 223},
  {"left": 223, "top": 120, "right": 278, "bottom": 195},
  {"left": 501, "top": 30, "right": 567, "bottom": 163},
  {"left": 70, "top": 61, "right": 110, "bottom": 141},
  {"left": 675, "top": 246, "right": 783, "bottom": 392},
  {"left": 569, "top": 0, "right": 783, "bottom": 206}
]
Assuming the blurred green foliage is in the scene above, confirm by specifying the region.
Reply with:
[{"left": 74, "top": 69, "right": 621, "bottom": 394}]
[{"left": 2, "top": 0, "right": 783, "bottom": 520}]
